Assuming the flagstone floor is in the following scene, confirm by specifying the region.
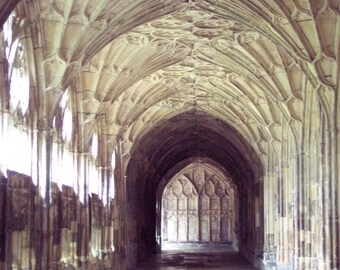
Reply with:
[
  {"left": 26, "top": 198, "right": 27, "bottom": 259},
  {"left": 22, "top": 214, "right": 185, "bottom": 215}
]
[{"left": 131, "top": 249, "right": 256, "bottom": 269}]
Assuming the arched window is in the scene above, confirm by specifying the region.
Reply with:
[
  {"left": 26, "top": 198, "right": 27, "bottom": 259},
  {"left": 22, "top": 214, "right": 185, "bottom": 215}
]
[
  {"left": 161, "top": 162, "right": 238, "bottom": 250},
  {"left": 9, "top": 42, "right": 29, "bottom": 114},
  {"left": 4, "top": 12, "right": 29, "bottom": 114}
]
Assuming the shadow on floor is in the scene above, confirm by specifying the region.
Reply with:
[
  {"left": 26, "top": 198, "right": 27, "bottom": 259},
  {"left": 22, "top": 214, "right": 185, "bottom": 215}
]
[{"left": 131, "top": 249, "right": 256, "bottom": 269}]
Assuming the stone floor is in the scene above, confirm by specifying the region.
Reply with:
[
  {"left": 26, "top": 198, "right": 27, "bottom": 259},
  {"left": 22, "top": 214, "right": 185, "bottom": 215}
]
[{"left": 132, "top": 249, "right": 256, "bottom": 269}]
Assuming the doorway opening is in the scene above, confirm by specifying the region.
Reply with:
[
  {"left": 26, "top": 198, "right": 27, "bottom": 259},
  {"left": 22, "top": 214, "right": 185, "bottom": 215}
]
[
  {"left": 157, "top": 159, "right": 238, "bottom": 251},
  {"left": 125, "top": 112, "right": 264, "bottom": 268}
]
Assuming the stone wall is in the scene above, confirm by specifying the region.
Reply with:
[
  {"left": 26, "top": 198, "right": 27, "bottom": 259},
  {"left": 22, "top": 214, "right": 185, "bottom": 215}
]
[
  {"left": 0, "top": 171, "right": 116, "bottom": 270},
  {"left": 161, "top": 162, "right": 238, "bottom": 250}
]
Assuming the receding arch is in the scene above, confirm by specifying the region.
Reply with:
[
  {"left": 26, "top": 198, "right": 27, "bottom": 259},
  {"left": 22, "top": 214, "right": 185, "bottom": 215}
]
[{"left": 125, "top": 111, "right": 264, "bottom": 268}]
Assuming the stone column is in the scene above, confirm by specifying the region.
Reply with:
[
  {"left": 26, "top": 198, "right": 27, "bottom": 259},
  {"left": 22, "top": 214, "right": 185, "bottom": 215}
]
[
  {"left": 262, "top": 148, "right": 279, "bottom": 267},
  {"left": 114, "top": 141, "right": 128, "bottom": 270}
]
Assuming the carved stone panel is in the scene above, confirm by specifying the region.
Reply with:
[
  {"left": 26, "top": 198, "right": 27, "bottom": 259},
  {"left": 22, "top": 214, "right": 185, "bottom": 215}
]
[{"left": 162, "top": 162, "right": 237, "bottom": 249}]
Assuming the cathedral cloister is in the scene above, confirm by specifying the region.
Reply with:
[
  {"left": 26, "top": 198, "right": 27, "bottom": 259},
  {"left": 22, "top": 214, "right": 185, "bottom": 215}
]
[{"left": 0, "top": 0, "right": 339, "bottom": 269}]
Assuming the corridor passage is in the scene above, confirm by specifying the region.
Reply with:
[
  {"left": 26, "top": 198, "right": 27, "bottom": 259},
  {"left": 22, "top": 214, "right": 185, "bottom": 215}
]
[{"left": 132, "top": 249, "right": 256, "bottom": 269}]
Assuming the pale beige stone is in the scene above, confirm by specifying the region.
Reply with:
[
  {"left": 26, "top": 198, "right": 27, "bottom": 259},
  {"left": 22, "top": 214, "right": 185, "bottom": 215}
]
[{"left": 0, "top": 0, "right": 339, "bottom": 269}]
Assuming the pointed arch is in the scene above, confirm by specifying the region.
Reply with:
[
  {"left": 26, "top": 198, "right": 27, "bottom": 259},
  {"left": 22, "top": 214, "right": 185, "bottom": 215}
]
[{"left": 159, "top": 159, "right": 238, "bottom": 250}]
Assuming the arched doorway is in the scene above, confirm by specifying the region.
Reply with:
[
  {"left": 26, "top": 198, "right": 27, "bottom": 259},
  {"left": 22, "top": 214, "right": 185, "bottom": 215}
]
[
  {"left": 159, "top": 160, "right": 238, "bottom": 251},
  {"left": 124, "top": 112, "right": 264, "bottom": 268}
]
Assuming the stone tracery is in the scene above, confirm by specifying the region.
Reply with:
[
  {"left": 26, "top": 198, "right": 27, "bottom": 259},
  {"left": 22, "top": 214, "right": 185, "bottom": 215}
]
[{"left": 161, "top": 161, "right": 238, "bottom": 250}]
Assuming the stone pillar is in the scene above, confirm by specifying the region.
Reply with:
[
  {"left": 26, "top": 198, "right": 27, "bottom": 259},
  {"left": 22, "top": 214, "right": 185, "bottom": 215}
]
[
  {"left": 99, "top": 166, "right": 115, "bottom": 270},
  {"left": 276, "top": 122, "right": 298, "bottom": 269},
  {"left": 33, "top": 127, "right": 52, "bottom": 270},
  {"left": 262, "top": 149, "right": 278, "bottom": 267},
  {"left": 114, "top": 141, "right": 128, "bottom": 270}
]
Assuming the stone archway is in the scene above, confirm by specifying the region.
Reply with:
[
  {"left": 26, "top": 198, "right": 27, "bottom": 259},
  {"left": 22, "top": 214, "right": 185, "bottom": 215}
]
[
  {"left": 159, "top": 160, "right": 238, "bottom": 251},
  {"left": 125, "top": 112, "right": 264, "bottom": 268}
]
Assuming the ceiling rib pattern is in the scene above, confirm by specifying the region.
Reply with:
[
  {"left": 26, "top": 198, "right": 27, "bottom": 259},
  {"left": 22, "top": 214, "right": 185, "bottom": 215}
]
[{"left": 21, "top": 0, "right": 339, "bottom": 160}]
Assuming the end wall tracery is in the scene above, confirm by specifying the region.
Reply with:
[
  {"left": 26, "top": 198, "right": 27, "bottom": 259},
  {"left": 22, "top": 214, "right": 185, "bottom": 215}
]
[{"left": 159, "top": 160, "right": 238, "bottom": 250}]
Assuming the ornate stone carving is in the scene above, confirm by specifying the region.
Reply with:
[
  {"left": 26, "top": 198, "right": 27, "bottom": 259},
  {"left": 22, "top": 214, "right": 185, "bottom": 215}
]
[{"left": 162, "top": 162, "right": 237, "bottom": 248}]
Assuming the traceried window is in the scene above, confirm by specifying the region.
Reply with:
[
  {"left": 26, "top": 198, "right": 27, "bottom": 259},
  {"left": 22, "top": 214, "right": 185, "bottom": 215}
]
[
  {"left": 9, "top": 42, "right": 29, "bottom": 114},
  {"left": 161, "top": 162, "right": 238, "bottom": 250},
  {"left": 0, "top": 12, "right": 31, "bottom": 178},
  {"left": 4, "top": 12, "right": 29, "bottom": 115}
]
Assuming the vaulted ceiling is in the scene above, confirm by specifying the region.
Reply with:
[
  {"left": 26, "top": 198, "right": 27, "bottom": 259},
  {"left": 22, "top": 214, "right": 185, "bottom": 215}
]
[{"left": 5, "top": 0, "right": 340, "bottom": 163}]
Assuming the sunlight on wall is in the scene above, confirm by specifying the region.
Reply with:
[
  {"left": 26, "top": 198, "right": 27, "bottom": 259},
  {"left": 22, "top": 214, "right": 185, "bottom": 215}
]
[
  {"left": 0, "top": 118, "right": 116, "bottom": 203},
  {"left": 3, "top": 13, "right": 18, "bottom": 66},
  {"left": 88, "top": 161, "right": 115, "bottom": 205},
  {"left": 91, "top": 133, "right": 98, "bottom": 158},
  {"left": 89, "top": 132, "right": 101, "bottom": 197},
  {"left": 10, "top": 44, "right": 29, "bottom": 114},
  {"left": 1, "top": 13, "right": 116, "bottom": 205},
  {"left": 0, "top": 115, "right": 34, "bottom": 179},
  {"left": 88, "top": 160, "right": 101, "bottom": 196},
  {"left": 62, "top": 90, "right": 72, "bottom": 142},
  {"left": 4, "top": 13, "right": 29, "bottom": 115},
  {"left": 88, "top": 136, "right": 115, "bottom": 203},
  {"left": 50, "top": 142, "right": 115, "bottom": 204},
  {"left": 0, "top": 13, "right": 32, "bottom": 179},
  {"left": 110, "top": 151, "right": 116, "bottom": 199},
  {"left": 62, "top": 109, "right": 72, "bottom": 141},
  {"left": 51, "top": 142, "right": 76, "bottom": 192}
]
